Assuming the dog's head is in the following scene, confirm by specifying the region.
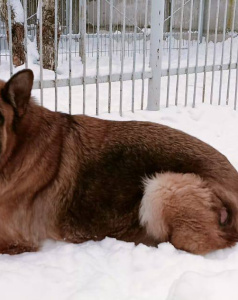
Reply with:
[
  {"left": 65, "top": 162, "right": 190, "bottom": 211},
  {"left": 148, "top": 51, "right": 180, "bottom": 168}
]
[
  {"left": 0, "top": 70, "right": 34, "bottom": 167},
  {"left": 140, "top": 172, "right": 238, "bottom": 254}
]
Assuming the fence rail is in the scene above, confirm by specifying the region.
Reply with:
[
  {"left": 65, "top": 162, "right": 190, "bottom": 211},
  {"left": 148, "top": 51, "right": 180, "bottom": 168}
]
[{"left": 0, "top": 0, "right": 238, "bottom": 115}]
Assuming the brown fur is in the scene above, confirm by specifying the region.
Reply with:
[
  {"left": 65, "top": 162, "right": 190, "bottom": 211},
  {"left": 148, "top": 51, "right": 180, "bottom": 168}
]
[
  {"left": 140, "top": 173, "right": 231, "bottom": 254},
  {"left": 0, "top": 69, "right": 238, "bottom": 255}
]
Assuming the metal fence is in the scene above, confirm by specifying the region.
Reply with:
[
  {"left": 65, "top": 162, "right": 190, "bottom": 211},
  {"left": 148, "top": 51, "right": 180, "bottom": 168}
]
[
  {"left": 0, "top": 0, "right": 238, "bottom": 115},
  {"left": 161, "top": 0, "right": 238, "bottom": 110}
]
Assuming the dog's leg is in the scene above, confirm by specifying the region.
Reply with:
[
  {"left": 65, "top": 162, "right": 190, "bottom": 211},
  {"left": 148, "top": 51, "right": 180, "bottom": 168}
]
[{"left": 0, "top": 243, "right": 39, "bottom": 255}]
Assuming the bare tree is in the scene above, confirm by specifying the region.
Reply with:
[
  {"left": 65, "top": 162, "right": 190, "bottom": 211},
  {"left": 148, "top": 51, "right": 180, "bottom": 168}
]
[
  {"left": 0, "top": 0, "right": 25, "bottom": 66},
  {"left": 37, "top": 0, "right": 61, "bottom": 71}
]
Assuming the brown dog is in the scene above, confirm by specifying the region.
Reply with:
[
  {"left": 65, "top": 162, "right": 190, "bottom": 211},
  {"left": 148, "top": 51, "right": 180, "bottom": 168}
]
[{"left": 0, "top": 69, "right": 238, "bottom": 255}]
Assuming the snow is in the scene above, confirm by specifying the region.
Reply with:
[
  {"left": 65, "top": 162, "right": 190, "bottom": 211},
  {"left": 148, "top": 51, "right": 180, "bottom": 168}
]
[
  {"left": 9, "top": 0, "right": 24, "bottom": 23},
  {"left": 1, "top": 34, "right": 238, "bottom": 299},
  {"left": 1, "top": 229, "right": 238, "bottom": 299}
]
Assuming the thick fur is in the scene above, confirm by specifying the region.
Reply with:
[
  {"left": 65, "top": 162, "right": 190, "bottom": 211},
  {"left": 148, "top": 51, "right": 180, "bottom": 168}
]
[
  {"left": 140, "top": 173, "right": 230, "bottom": 254},
  {"left": 0, "top": 69, "right": 238, "bottom": 255}
]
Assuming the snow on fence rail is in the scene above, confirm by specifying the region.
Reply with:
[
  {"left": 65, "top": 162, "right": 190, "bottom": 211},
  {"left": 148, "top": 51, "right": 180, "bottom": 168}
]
[{"left": 0, "top": 0, "right": 238, "bottom": 115}]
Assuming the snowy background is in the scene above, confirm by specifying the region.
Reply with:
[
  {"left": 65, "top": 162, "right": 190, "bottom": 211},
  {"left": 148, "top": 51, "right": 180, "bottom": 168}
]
[{"left": 0, "top": 36, "right": 238, "bottom": 299}]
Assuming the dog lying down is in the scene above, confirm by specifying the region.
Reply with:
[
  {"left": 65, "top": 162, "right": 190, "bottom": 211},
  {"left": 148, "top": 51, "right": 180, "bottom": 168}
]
[{"left": 0, "top": 69, "right": 238, "bottom": 255}]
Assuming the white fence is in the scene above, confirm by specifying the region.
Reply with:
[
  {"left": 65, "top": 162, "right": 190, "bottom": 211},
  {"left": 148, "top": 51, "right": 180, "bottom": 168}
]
[
  {"left": 162, "top": 0, "right": 238, "bottom": 110},
  {"left": 0, "top": 0, "right": 238, "bottom": 115}
]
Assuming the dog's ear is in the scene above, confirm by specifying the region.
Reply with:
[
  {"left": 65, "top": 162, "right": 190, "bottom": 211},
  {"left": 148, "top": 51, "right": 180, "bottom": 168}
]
[
  {"left": 220, "top": 207, "right": 228, "bottom": 226},
  {"left": 1, "top": 69, "right": 34, "bottom": 117}
]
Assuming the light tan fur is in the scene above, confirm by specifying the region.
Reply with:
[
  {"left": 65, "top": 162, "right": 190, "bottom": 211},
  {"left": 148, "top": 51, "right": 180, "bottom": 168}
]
[{"left": 140, "top": 172, "right": 230, "bottom": 254}]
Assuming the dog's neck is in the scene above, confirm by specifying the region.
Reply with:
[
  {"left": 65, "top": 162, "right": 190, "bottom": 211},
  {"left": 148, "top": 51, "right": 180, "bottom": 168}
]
[{"left": 0, "top": 101, "right": 67, "bottom": 199}]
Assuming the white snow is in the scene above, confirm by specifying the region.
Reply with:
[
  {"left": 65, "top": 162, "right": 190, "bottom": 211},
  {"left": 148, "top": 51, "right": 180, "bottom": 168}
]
[
  {"left": 1, "top": 34, "right": 238, "bottom": 300},
  {"left": 9, "top": 0, "right": 24, "bottom": 23}
]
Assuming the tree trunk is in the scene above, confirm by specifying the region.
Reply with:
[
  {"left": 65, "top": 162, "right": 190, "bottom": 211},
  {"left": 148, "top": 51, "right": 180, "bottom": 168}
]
[
  {"left": 37, "top": 0, "right": 61, "bottom": 71},
  {"left": 0, "top": 0, "right": 25, "bottom": 67}
]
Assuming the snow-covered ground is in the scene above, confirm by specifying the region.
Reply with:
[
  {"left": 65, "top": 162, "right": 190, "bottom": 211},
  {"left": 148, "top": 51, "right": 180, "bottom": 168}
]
[{"left": 1, "top": 36, "right": 238, "bottom": 299}]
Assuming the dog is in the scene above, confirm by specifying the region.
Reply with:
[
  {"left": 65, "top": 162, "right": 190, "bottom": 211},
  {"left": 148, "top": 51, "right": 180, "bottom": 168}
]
[{"left": 0, "top": 69, "right": 237, "bottom": 255}]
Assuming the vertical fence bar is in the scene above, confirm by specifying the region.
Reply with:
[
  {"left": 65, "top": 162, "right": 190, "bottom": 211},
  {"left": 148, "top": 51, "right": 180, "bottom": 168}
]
[
  {"left": 23, "top": 0, "right": 28, "bottom": 68},
  {"left": 119, "top": 0, "right": 126, "bottom": 116},
  {"left": 82, "top": 0, "right": 87, "bottom": 114},
  {"left": 96, "top": 0, "right": 100, "bottom": 115},
  {"left": 54, "top": 0, "right": 58, "bottom": 111},
  {"left": 148, "top": 0, "right": 165, "bottom": 110},
  {"left": 69, "top": 0, "right": 72, "bottom": 114},
  {"left": 116, "top": 16, "right": 119, "bottom": 55},
  {"left": 227, "top": 0, "right": 237, "bottom": 105},
  {"left": 0, "top": 21, "right": 2, "bottom": 65},
  {"left": 65, "top": 0, "right": 68, "bottom": 62},
  {"left": 92, "top": 0, "right": 95, "bottom": 57},
  {"left": 108, "top": 0, "right": 113, "bottom": 113},
  {"left": 234, "top": 47, "right": 238, "bottom": 110},
  {"left": 88, "top": 0, "right": 91, "bottom": 57},
  {"left": 78, "top": 0, "right": 82, "bottom": 56},
  {"left": 166, "top": 0, "right": 174, "bottom": 108},
  {"left": 0, "top": 22, "right": 1, "bottom": 65},
  {"left": 202, "top": 0, "right": 211, "bottom": 103},
  {"left": 132, "top": 0, "right": 138, "bottom": 113},
  {"left": 104, "top": 1, "right": 107, "bottom": 57},
  {"left": 185, "top": 0, "right": 194, "bottom": 106},
  {"left": 193, "top": 0, "right": 203, "bottom": 108},
  {"left": 210, "top": 0, "right": 220, "bottom": 105},
  {"left": 175, "top": 0, "right": 185, "bottom": 106},
  {"left": 39, "top": 0, "right": 43, "bottom": 106},
  {"left": 3, "top": 19, "right": 8, "bottom": 63},
  {"left": 198, "top": 0, "right": 205, "bottom": 43},
  {"left": 74, "top": 2, "right": 77, "bottom": 52},
  {"left": 7, "top": 0, "right": 13, "bottom": 75},
  {"left": 141, "top": 0, "right": 148, "bottom": 110},
  {"left": 61, "top": 0, "right": 64, "bottom": 63},
  {"left": 79, "top": 0, "right": 83, "bottom": 59},
  {"left": 218, "top": 0, "right": 228, "bottom": 106}
]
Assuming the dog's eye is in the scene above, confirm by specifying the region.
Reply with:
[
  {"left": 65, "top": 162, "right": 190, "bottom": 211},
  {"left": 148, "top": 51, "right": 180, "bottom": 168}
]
[{"left": 0, "top": 113, "right": 4, "bottom": 126}]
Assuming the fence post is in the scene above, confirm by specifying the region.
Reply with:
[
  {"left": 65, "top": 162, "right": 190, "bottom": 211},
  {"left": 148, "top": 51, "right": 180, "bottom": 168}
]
[
  {"left": 147, "top": 0, "right": 165, "bottom": 111},
  {"left": 79, "top": 0, "right": 86, "bottom": 63},
  {"left": 199, "top": 0, "right": 205, "bottom": 43}
]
